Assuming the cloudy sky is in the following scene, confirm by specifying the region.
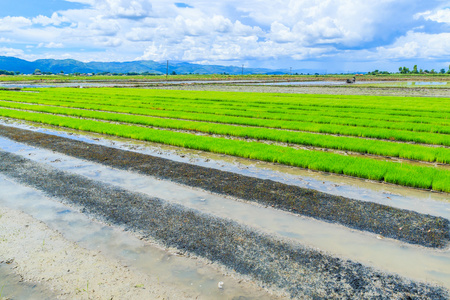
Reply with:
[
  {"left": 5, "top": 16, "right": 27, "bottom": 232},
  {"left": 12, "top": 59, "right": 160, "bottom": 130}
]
[{"left": 0, "top": 0, "right": 449, "bottom": 72}]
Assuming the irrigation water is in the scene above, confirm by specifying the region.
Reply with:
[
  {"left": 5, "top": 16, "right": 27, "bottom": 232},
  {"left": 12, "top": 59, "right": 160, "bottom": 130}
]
[
  {"left": 0, "top": 131, "right": 449, "bottom": 290},
  {"left": 2, "top": 120, "right": 448, "bottom": 218},
  {"left": 0, "top": 172, "right": 275, "bottom": 299}
]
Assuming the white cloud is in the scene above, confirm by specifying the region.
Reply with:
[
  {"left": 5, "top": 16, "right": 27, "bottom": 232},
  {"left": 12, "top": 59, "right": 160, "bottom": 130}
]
[
  {"left": 0, "top": 47, "right": 25, "bottom": 57},
  {"left": 97, "top": 0, "right": 153, "bottom": 19},
  {"left": 415, "top": 8, "right": 450, "bottom": 23},
  {"left": 95, "top": 37, "right": 123, "bottom": 47},
  {"left": 87, "top": 16, "right": 121, "bottom": 36},
  {"left": 0, "top": 0, "right": 448, "bottom": 71},
  {"left": 38, "top": 42, "right": 64, "bottom": 49},
  {"left": 0, "top": 16, "right": 32, "bottom": 31},
  {"left": 32, "top": 13, "right": 69, "bottom": 26},
  {"left": 376, "top": 31, "right": 450, "bottom": 59}
]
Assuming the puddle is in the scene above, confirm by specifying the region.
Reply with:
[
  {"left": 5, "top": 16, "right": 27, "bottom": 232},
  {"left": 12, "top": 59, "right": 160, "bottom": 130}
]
[
  {"left": 0, "top": 175, "right": 275, "bottom": 299},
  {"left": 0, "top": 136, "right": 450, "bottom": 290},
  {"left": 0, "top": 263, "right": 56, "bottom": 300}
]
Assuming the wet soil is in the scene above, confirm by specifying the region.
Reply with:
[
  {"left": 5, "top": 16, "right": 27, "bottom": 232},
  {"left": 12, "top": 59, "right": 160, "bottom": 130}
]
[
  {"left": 0, "top": 150, "right": 448, "bottom": 299},
  {"left": 0, "top": 206, "right": 195, "bottom": 300},
  {"left": 0, "top": 124, "right": 448, "bottom": 249}
]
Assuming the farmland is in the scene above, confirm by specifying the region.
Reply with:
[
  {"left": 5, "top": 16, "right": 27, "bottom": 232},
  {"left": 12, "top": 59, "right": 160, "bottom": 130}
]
[
  {"left": 0, "top": 87, "right": 449, "bottom": 192},
  {"left": 0, "top": 82, "right": 449, "bottom": 299}
]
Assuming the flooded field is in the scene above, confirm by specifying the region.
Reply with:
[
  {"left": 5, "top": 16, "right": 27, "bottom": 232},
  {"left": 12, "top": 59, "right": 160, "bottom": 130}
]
[
  {"left": 1, "top": 133, "right": 450, "bottom": 288},
  {"left": 0, "top": 81, "right": 449, "bottom": 299},
  {"left": 0, "top": 175, "right": 275, "bottom": 300}
]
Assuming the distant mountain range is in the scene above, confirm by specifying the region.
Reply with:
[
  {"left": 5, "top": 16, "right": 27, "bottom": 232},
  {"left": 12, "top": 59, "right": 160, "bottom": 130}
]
[{"left": 0, "top": 56, "right": 325, "bottom": 75}]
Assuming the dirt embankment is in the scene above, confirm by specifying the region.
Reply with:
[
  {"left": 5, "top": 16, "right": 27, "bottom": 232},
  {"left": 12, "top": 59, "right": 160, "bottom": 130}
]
[{"left": 0, "top": 124, "right": 448, "bottom": 249}]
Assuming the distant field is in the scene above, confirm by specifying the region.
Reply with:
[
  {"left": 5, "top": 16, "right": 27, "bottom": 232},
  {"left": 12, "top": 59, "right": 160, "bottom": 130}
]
[
  {"left": 0, "top": 88, "right": 449, "bottom": 192},
  {"left": 0, "top": 73, "right": 449, "bottom": 83}
]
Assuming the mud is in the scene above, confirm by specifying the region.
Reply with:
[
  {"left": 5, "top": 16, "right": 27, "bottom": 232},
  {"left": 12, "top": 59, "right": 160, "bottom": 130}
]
[
  {"left": 0, "top": 124, "right": 448, "bottom": 248},
  {"left": 0, "top": 150, "right": 447, "bottom": 299},
  {"left": 0, "top": 206, "right": 195, "bottom": 300}
]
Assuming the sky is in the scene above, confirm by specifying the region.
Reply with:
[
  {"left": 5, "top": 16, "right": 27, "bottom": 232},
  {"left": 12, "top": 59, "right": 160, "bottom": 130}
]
[{"left": 0, "top": 0, "right": 449, "bottom": 73}]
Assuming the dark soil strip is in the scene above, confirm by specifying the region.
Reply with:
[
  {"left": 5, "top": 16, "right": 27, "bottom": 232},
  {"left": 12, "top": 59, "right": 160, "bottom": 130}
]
[
  {"left": 0, "top": 124, "right": 449, "bottom": 248},
  {"left": 0, "top": 151, "right": 447, "bottom": 299}
]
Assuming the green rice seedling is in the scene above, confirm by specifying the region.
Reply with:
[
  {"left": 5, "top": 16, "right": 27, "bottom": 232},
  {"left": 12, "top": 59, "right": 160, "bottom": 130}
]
[
  {"left": 0, "top": 89, "right": 449, "bottom": 192},
  {"left": 0, "top": 100, "right": 449, "bottom": 163}
]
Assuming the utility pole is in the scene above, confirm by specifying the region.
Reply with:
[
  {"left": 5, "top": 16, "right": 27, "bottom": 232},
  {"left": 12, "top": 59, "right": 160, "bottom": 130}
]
[
  {"left": 242, "top": 64, "right": 244, "bottom": 76},
  {"left": 166, "top": 60, "right": 168, "bottom": 79}
]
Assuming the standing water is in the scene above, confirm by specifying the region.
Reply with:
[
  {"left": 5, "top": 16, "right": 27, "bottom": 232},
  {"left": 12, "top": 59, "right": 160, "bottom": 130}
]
[{"left": 0, "top": 135, "right": 449, "bottom": 290}]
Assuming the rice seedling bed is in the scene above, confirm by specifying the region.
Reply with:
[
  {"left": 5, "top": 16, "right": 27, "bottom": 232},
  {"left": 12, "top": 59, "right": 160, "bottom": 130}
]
[
  {"left": 2, "top": 89, "right": 450, "bottom": 143},
  {"left": 1, "top": 100, "right": 450, "bottom": 164},
  {"left": 0, "top": 88, "right": 449, "bottom": 192},
  {"left": 3, "top": 93, "right": 450, "bottom": 134}
]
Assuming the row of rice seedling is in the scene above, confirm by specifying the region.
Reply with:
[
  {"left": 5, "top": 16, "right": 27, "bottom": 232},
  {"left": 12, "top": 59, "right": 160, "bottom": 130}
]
[
  {"left": 8, "top": 93, "right": 450, "bottom": 135},
  {"left": 63, "top": 88, "right": 450, "bottom": 115},
  {"left": 22, "top": 88, "right": 450, "bottom": 125},
  {"left": 0, "top": 101, "right": 450, "bottom": 163},
  {"left": 10, "top": 88, "right": 450, "bottom": 131},
  {"left": 1, "top": 100, "right": 449, "bottom": 164},
  {"left": 2, "top": 89, "right": 448, "bottom": 145},
  {"left": 19, "top": 89, "right": 450, "bottom": 122},
  {"left": 0, "top": 107, "right": 448, "bottom": 193},
  {"left": 2, "top": 92, "right": 449, "bottom": 146},
  {"left": 50, "top": 87, "right": 448, "bottom": 112}
]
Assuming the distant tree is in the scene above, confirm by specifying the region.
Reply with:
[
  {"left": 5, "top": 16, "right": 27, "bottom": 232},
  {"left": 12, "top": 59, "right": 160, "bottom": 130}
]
[
  {"left": 419, "top": 69, "right": 423, "bottom": 74},
  {"left": 412, "top": 65, "right": 418, "bottom": 74},
  {"left": 60, "top": 71, "right": 64, "bottom": 74},
  {"left": 440, "top": 69, "right": 446, "bottom": 74},
  {"left": 33, "top": 69, "right": 42, "bottom": 75},
  {"left": 171, "top": 71, "right": 177, "bottom": 75},
  {"left": 399, "top": 66, "right": 410, "bottom": 74},
  {"left": 430, "top": 69, "right": 436, "bottom": 74},
  {"left": 424, "top": 70, "right": 429, "bottom": 73},
  {"left": 0, "top": 70, "right": 14, "bottom": 75}
]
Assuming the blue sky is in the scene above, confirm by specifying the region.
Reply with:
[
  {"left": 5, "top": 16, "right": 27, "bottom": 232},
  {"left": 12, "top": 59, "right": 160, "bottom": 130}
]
[{"left": 0, "top": 0, "right": 449, "bottom": 72}]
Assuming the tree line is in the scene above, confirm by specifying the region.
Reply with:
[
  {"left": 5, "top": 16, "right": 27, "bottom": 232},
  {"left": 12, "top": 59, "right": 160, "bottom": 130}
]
[{"left": 370, "top": 65, "right": 450, "bottom": 75}]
